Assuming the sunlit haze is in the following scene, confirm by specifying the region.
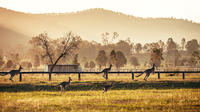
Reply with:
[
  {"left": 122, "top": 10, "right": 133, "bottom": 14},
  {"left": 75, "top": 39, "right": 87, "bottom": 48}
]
[{"left": 0, "top": 0, "right": 200, "bottom": 23}]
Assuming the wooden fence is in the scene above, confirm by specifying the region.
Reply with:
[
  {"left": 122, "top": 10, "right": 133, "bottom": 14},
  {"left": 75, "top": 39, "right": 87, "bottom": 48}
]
[{"left": 1, "top": 70, "right": 200, "bottom": 82}]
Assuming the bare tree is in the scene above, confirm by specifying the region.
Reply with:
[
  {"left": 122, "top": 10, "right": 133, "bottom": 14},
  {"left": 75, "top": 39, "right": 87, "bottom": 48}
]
[
  {"left": 102, "top": 32, "right": 109, "bottom": 45},
  {"left": 29, "top": 32, "right": 81, "bottom": 80}
]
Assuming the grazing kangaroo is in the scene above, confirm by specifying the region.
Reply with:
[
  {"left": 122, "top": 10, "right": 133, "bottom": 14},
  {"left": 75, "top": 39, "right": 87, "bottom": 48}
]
[
  {"left": 96, "top": 64, "right": 112, "bottom": 79},
  {"left": 136, "top": 64, "right": 156, "bottom": 81},
  {"left": 2, "top": 65, "right": 23, "bottom": 82},
  {"left": 103, "top": 82, "right": 114, "bottom": 93},
  {"left": 57, "top": 77, "right": 72, "bottom": 93}
]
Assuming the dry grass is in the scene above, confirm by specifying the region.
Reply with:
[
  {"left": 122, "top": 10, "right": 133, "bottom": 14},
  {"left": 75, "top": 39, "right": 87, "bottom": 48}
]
[
  {"left": 0, "top": 73, "right": 200, "bottom": 112},
  {"left": 0, "top": 89, "right": 199, "bottom": 112}
]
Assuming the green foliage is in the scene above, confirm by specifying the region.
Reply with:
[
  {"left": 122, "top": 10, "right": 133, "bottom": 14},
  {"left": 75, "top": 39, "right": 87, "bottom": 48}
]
[
  {"left": 72, "top": 54, "right": 80, "bottom": 65},
  {"left": 84, "top": 62, "right": 89, "bottom": 68},
  {"left": 95, "top": 50, "right": 107, "bottom": 69},
  {"left": 186, "top": 39, "right": 200, "bottom": 53},
  {"left": 21, "top": 61, "right": 32, "bottom": 69},
  {"left": 150, "top": 48, "right": 164, "bottom": 66},
  {"left": 6, "top": 60, "right": 14, "bottom": 68},
  {"left": 115, "top": 51, "right": 127, "bottom": 69},
  {"left": 190, "top": 51, "right": 200, "bottom": 67},
  {"left": 130, "top": 56, "right": 140, "bottom": 67},
  {"left": 89, "top": 61, "right": 96, "bottom": 69},
  {"left": 135, "top": 43, "right": 142, "bottom": 54}
]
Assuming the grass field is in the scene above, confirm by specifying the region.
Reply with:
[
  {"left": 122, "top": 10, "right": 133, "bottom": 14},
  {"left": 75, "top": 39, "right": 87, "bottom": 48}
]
[{"left": 0, "top": 73, "right": 200, "bottom": 112}]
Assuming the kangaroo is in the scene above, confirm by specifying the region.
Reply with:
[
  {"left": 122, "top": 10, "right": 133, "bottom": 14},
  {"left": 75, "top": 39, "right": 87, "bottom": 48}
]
[
  {"left": 96, "top": 64, "right": 112, "bottom": 79},
  {"left": 2, "top": 65, "right": 23, "bottom": 82},
  {"left": 103, "top": 82, "right": 114, "bottom": 93},
  {"left": 136, "top": 64, "right": 156, "bottom": 81},
  {"left": 57, "top": 77, "right": 72, "bottom": 93}
]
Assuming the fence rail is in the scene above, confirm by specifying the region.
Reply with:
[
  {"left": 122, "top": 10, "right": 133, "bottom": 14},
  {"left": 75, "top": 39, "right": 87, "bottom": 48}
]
[
  {"left": 0, "top": 69, "right": 200, "bottom": 82},
  {"left": 1, "top": 68, "right": 200, "bottom": 72}
]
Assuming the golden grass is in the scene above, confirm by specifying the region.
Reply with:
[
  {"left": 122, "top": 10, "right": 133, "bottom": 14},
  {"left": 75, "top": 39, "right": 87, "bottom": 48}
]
[
  {"left": 0, "top": 73, "right": 199, "bottom": 112},
  {"left": 0, "top": 73, "right": 200, "bottom": 82},
  {"left": 0, "top": 89, "right": 199, "bottom": 112}
]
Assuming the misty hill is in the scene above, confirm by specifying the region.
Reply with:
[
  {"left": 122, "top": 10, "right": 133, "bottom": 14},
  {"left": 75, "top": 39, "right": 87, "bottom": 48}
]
[{"left": 0, "top": 7, "right": 200, "bottom": 50}]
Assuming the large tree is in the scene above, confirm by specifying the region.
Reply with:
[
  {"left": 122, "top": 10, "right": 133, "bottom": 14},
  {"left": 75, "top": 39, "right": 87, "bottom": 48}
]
[
  {"left": 166, "top": 38, "right": 180, "bottom": 66},
  {"left": 95, "top": 50, "right": 107, "bottom": 70},
  {"left": 135, "top": 43, "right": 142, "bottom": 54},
  {"left": 115, "top": 40, "right": 132, "bottom": 56},
  {"left": 0, "top": 50, "right": 4, "bottom": 68},
  {"left": 110, "top": 50, "right": 117, "bottom": 65},
  {"left": 181, "top": 38, "right": 186, "bottom": 51},
  {"left": 29, "top": 32, "right": 81, "bottom": 80},
  {"left": 89, "top": 61, "right": 96, "bottom": 69},
  {"left": 72, "top": 54, "right": 80, "bottom": 65},
  {"left": 150, "top": 48, "right": 164, "bottom": 67},
  {"left": 21, "top": 61, "right": 32, "bottom": 69},
  {"left": 6, "top": 60, "right": 14, "bottom": 68},
  {"left": 190, "top": 51, "right": 200, "bottom": 67},
  {"left": 115, "top": 51, "right": 127, "bottom": 69},
  {"left": 186, "top": 39, "right": 199, "bottom": 53},
  {"left": 130, "top": 56, "right": 140, "bottom": 68}
]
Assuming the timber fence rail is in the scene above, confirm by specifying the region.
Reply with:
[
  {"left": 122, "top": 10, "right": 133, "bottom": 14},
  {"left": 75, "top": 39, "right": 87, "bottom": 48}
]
[{"left": 0, "top": 69, "right": 200, "bottom": 82}]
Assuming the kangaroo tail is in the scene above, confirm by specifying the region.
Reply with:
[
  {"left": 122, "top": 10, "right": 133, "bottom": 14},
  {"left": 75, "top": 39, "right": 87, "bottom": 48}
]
[
  {"left": 136, "top": 72, "right": 144, "bottom": 77},
  {"left": 0, "top": 72, "right": 9, "bottom": 76},
  {"left": 56, "top": 83, "right": 61, "bottom": 87}
]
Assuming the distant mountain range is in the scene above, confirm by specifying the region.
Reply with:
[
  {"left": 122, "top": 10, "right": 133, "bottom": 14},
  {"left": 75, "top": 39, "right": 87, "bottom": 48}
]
[{"left": 0, "top": 7, "right": 200, "bottom": 50}]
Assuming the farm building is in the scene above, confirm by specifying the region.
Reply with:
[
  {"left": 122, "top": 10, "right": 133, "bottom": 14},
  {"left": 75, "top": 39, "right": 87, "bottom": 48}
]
[{"left": 45, "top": 64, "right": 82, "bottom": 72}]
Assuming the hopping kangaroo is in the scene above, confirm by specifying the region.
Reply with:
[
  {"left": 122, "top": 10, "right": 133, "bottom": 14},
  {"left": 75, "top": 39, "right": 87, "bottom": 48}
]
[
  {"left": 97, "top": 64, "right": 112, "bottom": 80},
  {"left": 103, "top": 82, "right": 114, "bottom": 93},
  {"left": 136, "top": 64, "right": 156, "bottom": 81},
  {"left": 57, "top": 77, "right": 72, "bottom": 93},
  {"left": 3, "top": 65, "right": 23, "bottom": 82}
]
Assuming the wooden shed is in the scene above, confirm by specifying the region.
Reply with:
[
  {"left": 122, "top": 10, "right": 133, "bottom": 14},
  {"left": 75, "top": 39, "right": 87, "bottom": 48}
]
[{"left": 45, "top": 64, "right": 82, "bottom": 72}]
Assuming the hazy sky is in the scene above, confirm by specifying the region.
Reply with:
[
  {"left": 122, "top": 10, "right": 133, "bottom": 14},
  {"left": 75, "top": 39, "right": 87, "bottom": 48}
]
[{"left": 0, "top": 0, "right": 200, "bottom": 23}]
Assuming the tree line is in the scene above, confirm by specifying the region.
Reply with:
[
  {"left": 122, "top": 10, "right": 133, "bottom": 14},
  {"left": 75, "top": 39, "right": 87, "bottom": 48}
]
[{"left": 0, "top": 32, "right": 199, "bottom": 70}]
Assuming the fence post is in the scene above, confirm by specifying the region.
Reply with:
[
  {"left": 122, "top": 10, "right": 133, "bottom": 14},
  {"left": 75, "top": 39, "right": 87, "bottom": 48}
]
[
  {"left": 132, "top": 72, "right": 134, "bottom": 80},
  {"left": 182, "top": 73, "right": 185, "bottom": 79},
  {"left": 19, "top": 72, "right": 22, "bottom": 82},
  {"left": 49, "top": 72, "right": 51, "bottom": 81},
  {"left": 158, "top": 72, "right": 160, "bottom": 79},
  {"left": 106, "top": 73, "right": 108, "bottom": 80},
  {"left": 78, "top": 73, "right": 81, "bottom": 81}
]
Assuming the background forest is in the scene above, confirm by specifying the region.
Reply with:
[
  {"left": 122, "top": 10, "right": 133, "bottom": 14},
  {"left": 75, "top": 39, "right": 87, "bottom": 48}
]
[{"left": 0, "top": 31, "right": 199, "bottom": 70}]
